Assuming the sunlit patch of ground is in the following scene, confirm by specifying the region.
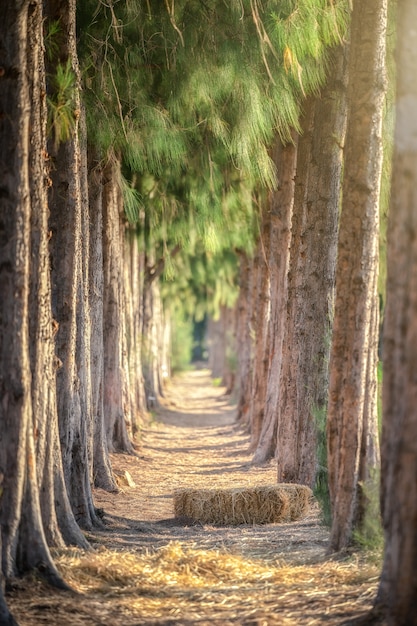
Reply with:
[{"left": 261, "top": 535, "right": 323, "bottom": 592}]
[
  {"left": 6, "top": 369, "right": 381, "bottom": 624},
  {"left": 8, "top": 543, "right": 379, "bottom": 625}
]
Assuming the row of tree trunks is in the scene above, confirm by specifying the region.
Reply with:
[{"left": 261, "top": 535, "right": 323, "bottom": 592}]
[
  {"left": 374, "top": 0, "right": 417, "bottom": 621},
  {"left": 248, "top": 212, "right": 271, "bottom": 453},
  {"left": 247, "top": 43, "right": 347, "bottom": 476},
  {"left": 327, "top": 0, "right": 387, "bottom": 552},
  {"left": 207, "top": 305, "right": 237, "bottom": 393},
  {"left": 231, "top": 5, "right": 385, "bottom": 556},
  {"left": 235, "top": 252, "right": 254, "bottom": 429},
  {"left": 46, "top": 0, "right": 101, "bottom": 532},
  {"left": 276, "top": 45, "right": 347, "bottom": 488},
  {"left": 0, "top": 5, "right": 70, "bottom": 626},
  {"left": 102, "top": 160, "right": 135, "bottom": 453},
  {"left": 1, "top": 1, "right": 152, "bottom": 619},
  {"left": 251, "top": 135, "right": 297, "bottom": 465}
]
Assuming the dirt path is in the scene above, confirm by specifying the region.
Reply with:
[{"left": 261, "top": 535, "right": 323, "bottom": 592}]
[
  {"left": 93, "top": 368, "right": 329, "bottom": 564},
  {"left": 8, "top": 369, "right": 380, "bottom": 626}
]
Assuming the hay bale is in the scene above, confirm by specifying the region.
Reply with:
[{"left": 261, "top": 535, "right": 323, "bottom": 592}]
[{"left": 173, "top": 484, "right": 312, "bottom": 526}]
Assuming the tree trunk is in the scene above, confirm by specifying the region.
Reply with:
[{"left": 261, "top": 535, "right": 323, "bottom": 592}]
[
  {"left": 207, "top": 306, "right": 237, "bottom": 391},
  {"left": 208, "top": 316, "right": 226, "bottom": 379},
  {"left": 102, "top": 160, "right": 134, "bottom": 452},
  {"left": 46, "top": 0, "right": 100, "bottom": 530},
  {"left": 0, "top": 0, "right": 68, "bottom": 604},
  {"left": 327, "top": 0, "right": 387, "bottom": 552},
  {"left": 252, "top": 134, "right": 297, "bottom": 465},
  {"left": 235, "top": 252, "right": 254, "bottom": 429},
  {"left": 28, "top": 2, "right": 88, "bottom": 548},
  {"left": 88, "top": 154, "right": 118, "bottom": 491},
  {"left": 124, "top": 227, "right": 140, "bottom": 436},
  {"left": 142, "top": 248, "right": 171, "bottom": 407},
  {"left": 275, "top": 47, "right": 347, "bottom": 488},
  {"left": 248, "top": 212, "right": 271, "bottom": 452},
  {"left": 373, "top": 0, "right": 417, "bottom": 621},
  {"left": 129, "top": 232, "right": 148, "bottom": 424}
]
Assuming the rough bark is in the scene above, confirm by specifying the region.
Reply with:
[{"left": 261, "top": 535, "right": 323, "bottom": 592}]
[
  {"left": 252, "top": 134, "right": 297, "bottom": 465},
  {"left": 327, "top": 0, "right": 387, "bottom": 552},
  {"left": 207, "top": 306, "right": 237, "bottom": 392},
  {"left": 88, "top": 155, "right": 117, "bottom": 491},
  {"left": 208, "top": 316, "right": 226, "bottom": 379},
  {"left": 28, "top": 1, "right": 87, "bottom": 549},
  {"left": 27, "top": 0, "right": 65, "bottom": 550},
  {"left": 124, "top": 227, "right": 139, "bottom": 436},
  {"left": 102, "top": 160, "right": 134, "bottom": 452},
  {"left": 46, "top": 0, "right": 100, "bottom": 530},
  {"left": 129, "top": 232, "right": 148, "bottom": 423},
  {"left": 248, "top": 214, "right": 271, "bottom": 453},
  {"left": 0, "top": 0, "right": 69, "bottom": 606},
  {"left": 373, "top": 0, "right": 417, "bottom": 621},
  {"left": 235, "top": 252, "right": 254, "bottom": 429},
  {"left": 275, "top": 47, "right": 347, "bottom": 488}
]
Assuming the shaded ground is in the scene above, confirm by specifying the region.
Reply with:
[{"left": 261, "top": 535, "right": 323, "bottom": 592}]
[{"left": 7, "top": 369, "right": 380, "bottom": 625}]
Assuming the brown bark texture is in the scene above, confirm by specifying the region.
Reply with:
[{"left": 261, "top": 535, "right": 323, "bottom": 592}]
[
  {"left": 0, "top": 0, "right": 69, "bottom": 611},
  {"left": 102, "top": 160, "right": 134, "bottom": 452},
  {"left": 88, "top": 155, "right": 118, "bottom": 491},
  {"left": 327, "top": 0, "right": 387, "bottom": 552},
  {"left": 248, "top": 213, "right": 271, "bottom": 453},
  {"left": 275, "top": 47, "right": 347, "bottom": 488},
  {"left": 235, "top": 252, "right": 254, "bottom": 429},
  {"left": 46, "top": 0, "right": 100, "bottom": 530},
  {"left": 374, "top": 0, "right": 417, "bottom": 622},
  {"left": 252, "top": 135, "right": 297, "bottom": 465}
]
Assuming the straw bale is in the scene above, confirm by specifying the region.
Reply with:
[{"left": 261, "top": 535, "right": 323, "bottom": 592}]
[{"left": 173, "top": 484, "right": 312, "bottom": 526}]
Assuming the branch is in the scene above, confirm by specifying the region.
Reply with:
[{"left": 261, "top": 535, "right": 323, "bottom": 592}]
[{"left": 145, "top": 243, "right": 181, "bottom": 285}]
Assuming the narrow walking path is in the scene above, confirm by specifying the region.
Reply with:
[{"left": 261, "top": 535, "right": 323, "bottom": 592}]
[
  {"left": 8, "top": 369, "right": 379, "bottom": 626},
  {"left": 93, "top": 368, "right": 328, "bottom": 563}
]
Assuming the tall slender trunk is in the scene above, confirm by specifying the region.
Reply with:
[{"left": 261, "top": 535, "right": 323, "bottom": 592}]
[
  {"left": 102, "top": 160, "right": 134, "bottom": 452},
  {"left": 374, "top": 0, "right": 417, "bottom": 621},
  {"left": 0, "top": 0, "right": 69, "bottom": 608},
  {"left": 276, "top": 47, "right": 347, "bottom": 488},
  {"left": 130, "top": 232, "right": 148, "bottom": 423},
  {"left": 327, "top": 0, "right": 387, "bottom": 552},
  {"left": 252, "top": 134, "right": 297, "bottom": 465},
  {"left": 88, "top": 154, "right": 117, "bottom": 491},
  {"left": 248, "top": 212, "right": 271, "bottom": 452},
  {"left": 235, "top": 252, "right": 254, "bottom": 429},
  {"left": 29, "top": 2, "right": 88, "bottom": 548},
  {"left": 46, "top": 0, "right": 100, "bottom": 530}
]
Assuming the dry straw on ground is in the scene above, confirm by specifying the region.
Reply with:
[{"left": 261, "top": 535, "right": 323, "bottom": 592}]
[
  {"left": 6, "top": 371, "right": 381, "bottom": 625},
  {"left": 7, "top": 542, "right": 379, "bottom": 626},
  {"left": 173, "top": 484, "right": 313, "bottom": 525}
]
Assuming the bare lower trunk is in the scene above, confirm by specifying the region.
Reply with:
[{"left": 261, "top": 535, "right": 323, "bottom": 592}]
[
  {"left": 374, "top": 1, "right": 417, "bottom": 621},
  {"left": 252, "top": 135, "right": 297, "bottom": 465},
  {"left": 88, "top": 156, "right": 117, "bottom": 491},
  {"left": 0, "top": 0, "right": 69, "bottom": 597},
  {"left": 235, "top": 252, "right": 254, "bottom": 429},
  {"left": 46, "top": 0, "right": 100, "bottom": 531},
  {"left": 130, "top": 235, "right": 148, "bottom": 423},
  {"left": 207, "top": 306, "right": 237, "bottom": 392},
  {"left": 276, "top": 47, "right": 347, "bottom": 488},
  {"left": 327, "top": 0, "right": 387, "bottom": 552},
  {"left": 248, "top": 215, "right": 271, "bottom": 452},
  {"left": 102, "top": 160, "right": 134, "bottom": 453}
]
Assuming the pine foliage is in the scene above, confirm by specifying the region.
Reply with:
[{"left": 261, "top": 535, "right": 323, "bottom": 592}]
[{"left": 77, "top": 0, "right": 349, "bottom": 315}]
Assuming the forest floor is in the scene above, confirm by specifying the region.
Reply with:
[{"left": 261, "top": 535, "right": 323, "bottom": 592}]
[{"left": 8, "top": 368, "right": 381, "bottom": 625}]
